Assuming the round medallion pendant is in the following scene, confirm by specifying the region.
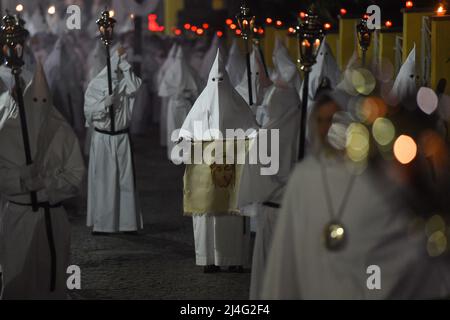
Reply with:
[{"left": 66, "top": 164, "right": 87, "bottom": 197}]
[{"left": 323, "top": 221, "right": 347, "bottom": 251}]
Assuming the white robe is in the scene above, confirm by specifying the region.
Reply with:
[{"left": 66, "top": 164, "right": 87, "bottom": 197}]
[
  {"left": 261, "top": 154, "right": 450, "bottom": 299},
  {"left": 0, "top": 84, "right": 85, "bottom": 299},
  {"left": 85, "top": 53, "right": 143, "bottom": 232},
  {"left": 193, "top": 215, "right": 251, "bottom": 266}
]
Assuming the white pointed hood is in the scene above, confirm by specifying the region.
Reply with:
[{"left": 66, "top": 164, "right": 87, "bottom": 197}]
[
  {"left": 235, "top": 44, "right": 272, "bottom": 105},
  {"left": 179, "top": 49, "right": 258, "bottom": 141},
  {"left": 303, "top": 38, "right": 341, "bottom": 101},
  {"left": 158, "top": 46, "right": 199, "bottom": 98},
  {"left": 271, "top": 37, "right": 301, "bottom": 90},
  {"left": 225, "top": 39, "right": 246, "bottom": 87},
  {"left": 387, "top": 45, "right": 418, "bottom": 108},
  {"left": 157, "top": 43, "right": 178, "bottom": 87},
  {"left": 24, "top": 60, "right": 54, "bottom": 127},
  {"left": 199, "top": 35, "right": 227, "bottom": 81}
]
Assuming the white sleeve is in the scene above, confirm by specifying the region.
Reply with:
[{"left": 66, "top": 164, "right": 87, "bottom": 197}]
[
  {"left": 119, "top": 59, "right": 142, "bottom": 96},
  {"left": 84, "top": 83, "right": 109, "bottom": 125},
  {"left": 0, "top": 92, "right": 17, "bottom": 130}
]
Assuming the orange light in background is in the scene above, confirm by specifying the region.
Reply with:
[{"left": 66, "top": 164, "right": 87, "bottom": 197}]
[
  {"left": 216, "top": 30, "right": 224, "bottom": 37},
  {"left": 437, "top": 5, "right": 447, "bottom": 15},
  {"left": 235, "top": 29, "right": 242, "bottom": 36},
  {"left": 196, "top": 28, "right": 204, "bottom": 35},
  {"left": 184, "top": 23, "right": 191, "bottom": 30},
  {"left": 340, "top": 8, "right": 347, "bottom": 15},
  {"left": 191, "top": 25, "right": 198, "bottom": 32},
  {"left": 202, "top": 23, "right": 209, "bottom": 29},
  {"left": 385, "top": 20, "right": 393, "bottom": 28},
  {"left": 406, "top": 1, "right": 414, "bottom": 9},
  {"left": 148, "top": 14, "right": 164, "bottom": 32},
  {"left": 299, "top": 12, "right": 307, "bottom": 19},
  {"left": 363, "top": 14, "right": 369, "bottom": 20},
  {"left": 266, "top": 17, "right": 273, "bottom": 24},
  {"left": 394, "top": 135, "right": 417, "bottom": 164},
  {"left": 324, "top": 23, "right": 332, "bottom": 30},
  {"left": 174, "top": 28, "right": 182, "bottom": 36},
  {"left": 288, "top": 27, "right": 295, "bottom": 34},
  {"left": 258, "top": 27, "right": 264, "bottom": 35},
  {"left": 230, "top": 23, "right": 237, "bottom": 30},
  {"left": 226, "top": 18, "right": 233, "bottom": 25},
  {"left": 275, "top": 20, "right": 283, "bottom": 27}
]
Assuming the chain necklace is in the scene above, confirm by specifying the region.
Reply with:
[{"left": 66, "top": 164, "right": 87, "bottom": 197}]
[{"left": 319, "top": 159, "right": 357, "bottom": 251}]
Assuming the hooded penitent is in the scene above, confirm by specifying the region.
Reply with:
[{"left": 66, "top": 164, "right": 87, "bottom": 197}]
[
  {"left": 300, "top": 38, "right": 341, "bottom": 104},
  {"left": 183, "top": 50, "right": 253, "bottom": 268},
  {"left": 237, "top": 41, "right": 302, "bottom": 299},
  {"left": 256, "top": 37, "right": 301, "bottom": 126},
  {"left": 0, "top": 61, "right": 84, "bottom": 299},
  {"left": 226, "top": 39, "right": 246, "bottom": 88},
  {"left": 44, "top": 34, "right": 86, "bottom": 136},
  {"left": 159, "top": 46, "right": 199, "bottom": 159},
  {"left": 157, "top": 43, "right": 178, "bottom": 146},
  {"left": 84, "top": 49, "right": 143, "bottom": 233},
  {"left": 235, "top": 44, "right": 272, "bottom": 108}
]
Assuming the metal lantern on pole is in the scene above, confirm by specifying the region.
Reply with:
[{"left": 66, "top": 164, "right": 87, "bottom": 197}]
[
  {"left": 96, "top": 9, "right": 117, "bottom": 132},
  {"left": 1, "top": 12, "right": 38, "bottom": 211},
  {"left": 235, "top": 1, "right": 255, "bottom": 106},
  {"left": 356, "top": 17, "right": 371, "bottom": 67},
  {"left": 295, "top": 7, "right": 324, "bottom": 161}
]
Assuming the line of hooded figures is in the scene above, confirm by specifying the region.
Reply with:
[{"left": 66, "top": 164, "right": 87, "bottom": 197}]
[{"left": 1, "top": 10, "right": 450, "bottom": 300}]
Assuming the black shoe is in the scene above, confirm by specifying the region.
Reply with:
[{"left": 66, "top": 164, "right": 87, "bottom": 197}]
[
  {"left": 91, "top": 231, "right": 110, "bottom": 236},
  {"left": 228, "top": 266, "right": 244, "bottom": 273},
  {"left": 203, "top": 265, "right": 221, "bottom": 273}
]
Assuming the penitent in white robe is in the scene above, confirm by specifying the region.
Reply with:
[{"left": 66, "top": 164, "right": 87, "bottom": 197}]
[
  {"left": 180, "top": 49, "right": 258, "bottom": 267},
  {"left": 261, "top": 154, "right": 450, "bottom": 299},
  {"left": 157, "top": 44, "right": 178, "bottom": 147},
  {"left": 0, "top": 63, "right": 85, "bottom": 299},
  {"left": 85, "top": 52, "right": 143, "bottom": 233},
  {"left": 159, "top": 47, "right": 199, "bottom": 159}
]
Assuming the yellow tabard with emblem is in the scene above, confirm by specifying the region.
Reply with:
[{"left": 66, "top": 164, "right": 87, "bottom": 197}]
[{"left": 183, "top": 139, "right": 251, "bottom": 216}]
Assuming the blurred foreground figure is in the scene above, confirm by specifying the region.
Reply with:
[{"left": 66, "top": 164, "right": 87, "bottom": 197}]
[
  {"left": 0, "top": 63, "right": 85, "bottom": 299},
  {"left": 179, "top": 50, "right": 257, "bottom": 273},
  {"left": 84, "top": 48, "right": 143, "bottom": 233},
  {"left": 261, "top": 88, "right": 450, "bottom": 299}
]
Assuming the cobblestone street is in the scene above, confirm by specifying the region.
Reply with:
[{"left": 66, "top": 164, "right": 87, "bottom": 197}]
[{"left": 67, "top": 125, "right": 251, "bottom": 300}]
